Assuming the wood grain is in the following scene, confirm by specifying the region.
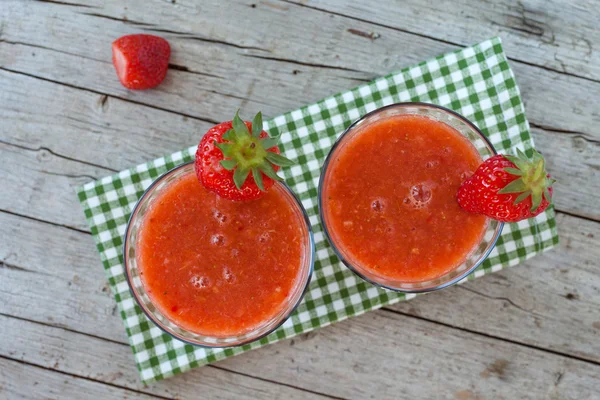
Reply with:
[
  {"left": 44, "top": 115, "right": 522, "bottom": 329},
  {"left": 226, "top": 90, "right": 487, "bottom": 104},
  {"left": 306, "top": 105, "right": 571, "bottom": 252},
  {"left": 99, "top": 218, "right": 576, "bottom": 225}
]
[
  {"left": 2, "top": 300, "right": 600, "bottom": 400},
  {"left": 1, "top": 70, "right": 598, "bottom": 226},
  {"left": 1, "top": 0, "right": 599, "bottom": 139},
  {"left": 286, "top": 0, "right": 600, "bottom": 82},
  {"left": 0, "top": 358, "right": 156, "bottom": 399},
  {"left": 1, "top": 0, "right": 599, "bottom": 397},
  {"left": 0, "top": 316, "right": 328, "bottom": 400},
  {"left": 1, "top": 208, "right": 599, "bottom": 368}
]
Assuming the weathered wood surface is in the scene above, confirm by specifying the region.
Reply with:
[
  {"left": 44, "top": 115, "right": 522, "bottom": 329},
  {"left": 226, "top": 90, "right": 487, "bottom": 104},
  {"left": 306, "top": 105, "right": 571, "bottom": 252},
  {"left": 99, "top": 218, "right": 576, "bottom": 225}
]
[
  {"left": 1, "top": 358, "right": 155, "bottom": 400},
  {"left": 1, "top": 70, "right": 598, "bottom": 229},
  {"left": 2, "top": 0, "right": 599, "bottom": 139},
  {"left": 1, "top": 0, "right": 600, "bottom": 398}
]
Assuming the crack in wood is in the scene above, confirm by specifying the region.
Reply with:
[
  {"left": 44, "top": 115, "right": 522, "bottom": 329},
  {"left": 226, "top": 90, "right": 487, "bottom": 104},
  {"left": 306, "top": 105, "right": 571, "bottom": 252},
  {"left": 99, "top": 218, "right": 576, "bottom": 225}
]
[
  {"left": 0, "top": 354, "right": 173, "bottom": 400},
  {"left": 0, "top": 138, "right": 118, "bottom": 173},
  {"left": 501, "top": 1, "right": 547, "bottom": 38},
  {"left": 554, "top": 370, "right": 565, "bottom": 386},
  {"left": 380, "top": 307, "right": 600, "bottom": 367},
  {"left": 243, "top": 53, "right": 369, "bottom": 74},
  {"left": 347, "top": 28, "right": 380, "bottom": 41},
  {"left": 0, "top": 260, "right": 33, "bottom": 274},
  {"left": 79, "top": 12, "right": 154, "bottom": 27},
  {"left": 280, "top": 0, "right": 600, "bottom": 85},
  {"left": 207, "top": 89, "right": 273, "bottom": 108},
  {"left": 168, "top": 63, "right": 225, "bottom": 79},
  {"left": 98, "top": 94, "right": 109, "bottom": 110},
  {"left": 39, "top": 169, "right": 99, "bottom": 182},
  {"left": 141, "top": 27, "right": 271, "bottom": 52},
  {"left": 209, "top": 364, "right": 348, "bottom": 400},
  {"left": 457, "top": 285, "right": 540, "bottom": 316},
  {"left": 0, "top": 39, "right": 111, "bottom": 64},
  {"left": 0, "top": 208, "right": 91, "bottom": 235},
  {"left": 0, "top": 260, "right": 54, "bottom": 277},
  {"left": 36, "top": 0, "right": 98, "bottom": 8},
  {"left": 555, "top": 209, "right": 599, "bottom": 224},
  {"left": 530, "top": 122, "right": 600, "bottom": 144}
]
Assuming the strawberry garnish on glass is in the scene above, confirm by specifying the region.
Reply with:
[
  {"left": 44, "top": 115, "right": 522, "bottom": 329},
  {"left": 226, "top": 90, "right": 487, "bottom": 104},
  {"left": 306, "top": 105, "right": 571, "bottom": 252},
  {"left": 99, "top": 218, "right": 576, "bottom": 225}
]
[
  {"left": 195, "top": 111, "right": 294, "bottom": 201},
  {"left": 457, "top": 149, "right": 555, "bottom": 222}
]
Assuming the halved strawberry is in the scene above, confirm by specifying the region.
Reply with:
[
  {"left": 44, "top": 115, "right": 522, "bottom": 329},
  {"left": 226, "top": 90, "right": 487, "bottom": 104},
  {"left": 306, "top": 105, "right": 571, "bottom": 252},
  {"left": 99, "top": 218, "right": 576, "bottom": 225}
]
[
  {"left": 195, "top": 111, "right": 294, "bottom": 201},
  {"left": 112, "top": 34, "right": 170, "bottom": 90},
  {"left": 457, "top": 149, "right": 555, "bottom": 222}
]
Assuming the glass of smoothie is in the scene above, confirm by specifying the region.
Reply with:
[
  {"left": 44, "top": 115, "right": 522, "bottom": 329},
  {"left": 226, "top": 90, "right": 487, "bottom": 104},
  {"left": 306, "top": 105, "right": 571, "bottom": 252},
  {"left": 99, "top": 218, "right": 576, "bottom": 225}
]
[
  {"left": 319, "top": 103, "right": 503, "bottom": 293},
  {"left": 124, "top": 162, "right": 314, "bottom": 347}
]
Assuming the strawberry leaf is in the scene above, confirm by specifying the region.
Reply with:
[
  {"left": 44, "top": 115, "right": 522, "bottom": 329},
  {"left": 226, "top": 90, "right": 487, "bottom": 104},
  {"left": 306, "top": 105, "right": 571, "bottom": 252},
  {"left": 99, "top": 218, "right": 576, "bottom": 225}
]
[
  {"left": 543, "top": 187, "right": 552, "bottom": 203},
  {"left": 252, "top": 168, "right": 265, "bottom": 191},
  {"left": 233, "top": 110, "right": 250, "bottom": 138},
  {"left": 222, "top": 129, "right": 235, "bottom": 141},
  {"left": 504, "top": 154, "right": 528, "bottom": 171},
  {"left": 251, "top": 112, "right": 263, "bottom": 138},
  {"left": 266, "top": 152, "right": 294, "bottom": 167},
  {"left": 259, "top": 162, "right": 283, "bottom": 181},
  {"left": 260, "top": 137, "right": 279, "bottom": 150},
  {"left": 530, "top": 191, "right": 542, "bottom": 211},
  {"left": 215, "top": 142, "right": 234, "bottom": 157},
  {"left": 498, "top": 178, "right": 527, "bottom": 194},
  {"left": 220, "top": 159, "right": 237, "bottom": 170},
  {"left": 513, "top": 190, "right": 531, "bottom": 205},
  {"left": 504, "top": 167, "right": 524, "bottom": 176},
  {"left": 233, "top": 167, "right": 250, "bottom": 190}
]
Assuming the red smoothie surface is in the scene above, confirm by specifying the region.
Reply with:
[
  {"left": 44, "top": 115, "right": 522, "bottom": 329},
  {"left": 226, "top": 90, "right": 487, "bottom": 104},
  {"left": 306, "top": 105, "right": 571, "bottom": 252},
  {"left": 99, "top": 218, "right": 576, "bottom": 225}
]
[
  {"left": 136, "top": 172, "right": 306, "bottom": 337},
  {"left": 322, "top": 114, "right": 488, "bottom": 282}
]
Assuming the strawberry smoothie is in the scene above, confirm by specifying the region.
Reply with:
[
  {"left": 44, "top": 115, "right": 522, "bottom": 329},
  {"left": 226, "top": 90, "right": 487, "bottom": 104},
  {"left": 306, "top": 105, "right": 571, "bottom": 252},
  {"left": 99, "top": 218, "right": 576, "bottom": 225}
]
[
  {"left": 321, "top": 109, "right": 489, "bottom": 285},
  {"left": 134, "top": 168, "right": 311, "bottom": 338}
]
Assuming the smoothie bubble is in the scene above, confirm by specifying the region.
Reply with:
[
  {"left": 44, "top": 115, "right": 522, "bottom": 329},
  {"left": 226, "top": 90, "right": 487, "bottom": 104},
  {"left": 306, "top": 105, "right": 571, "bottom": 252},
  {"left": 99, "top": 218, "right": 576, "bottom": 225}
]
[
  {"left": 371, "top": 199, "right": 384, "bottom": 212},
  {"left": 258, "top": 232, "right": 271, "bottom": 243},
  {"left": 425, "top": 160, "right": 440, "bottom": 169},
  {"left": 210, "top": 234, "right": 226, "bottom": 246},
  {"left": 408, "top": 184, "right": 432, "bottom": 209},
  {"left": 223, "top": 267, "right": 236, "bottom": 284},
  {"left": 190, "top": 275, "right": 210, "bottom": 289},
  {"left": 213, "top": 209, "right": 228, "bottom": 225}
]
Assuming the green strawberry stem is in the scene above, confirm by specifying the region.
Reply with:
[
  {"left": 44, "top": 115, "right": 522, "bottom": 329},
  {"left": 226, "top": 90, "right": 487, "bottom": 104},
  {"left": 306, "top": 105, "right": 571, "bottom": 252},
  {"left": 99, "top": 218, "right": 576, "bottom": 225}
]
[
  {"left": 216, "top": 111, "right": 294, "bottom": 190},
  {"left": 499, "top": 148, "right": 555, "bottom": 211}
]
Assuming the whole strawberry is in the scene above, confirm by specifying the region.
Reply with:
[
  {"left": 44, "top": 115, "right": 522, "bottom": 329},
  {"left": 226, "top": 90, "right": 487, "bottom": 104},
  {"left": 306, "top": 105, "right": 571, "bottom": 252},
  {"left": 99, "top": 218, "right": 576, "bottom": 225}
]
[
  {"left": 112, "top": 34, "right": 170, "bottom": 90},
  {"left": 457, "top": 149, "right": 555, "bottom": 222},
  {"left": 195, "top": 111, "right": 294, "bottom": 201}
]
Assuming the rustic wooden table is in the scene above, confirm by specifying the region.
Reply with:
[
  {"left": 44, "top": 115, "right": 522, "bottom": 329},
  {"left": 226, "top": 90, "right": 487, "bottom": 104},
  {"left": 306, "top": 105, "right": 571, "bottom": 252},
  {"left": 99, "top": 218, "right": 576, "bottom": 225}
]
[{"left": 1, "top": 0, "right": 599, "bottom": 398}]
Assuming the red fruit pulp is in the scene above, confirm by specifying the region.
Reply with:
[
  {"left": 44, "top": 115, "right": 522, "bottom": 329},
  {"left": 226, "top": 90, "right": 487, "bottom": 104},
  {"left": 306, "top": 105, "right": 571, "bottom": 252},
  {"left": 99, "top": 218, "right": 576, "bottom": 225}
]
[
  {"left": 112, "top": 34, "right": 170, "bottom": 90},
  {"left": 136, "top": 171, "right": 307, "bottom": 337},
  {"left": 321, "top": 114, "right": 488, "bottom": 283}
]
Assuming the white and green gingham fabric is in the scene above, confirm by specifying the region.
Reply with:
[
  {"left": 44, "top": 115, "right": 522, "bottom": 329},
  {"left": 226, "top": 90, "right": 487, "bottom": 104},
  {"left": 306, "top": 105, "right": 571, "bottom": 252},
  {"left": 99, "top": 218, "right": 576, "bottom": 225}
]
[{"left": 77, "top": 37, "right": 559, "bottom": 383}]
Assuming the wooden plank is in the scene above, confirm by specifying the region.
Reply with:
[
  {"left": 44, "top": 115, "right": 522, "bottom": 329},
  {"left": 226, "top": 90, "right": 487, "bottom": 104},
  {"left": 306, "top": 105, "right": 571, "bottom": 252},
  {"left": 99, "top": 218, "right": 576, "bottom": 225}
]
[
  {"left": 0, "top": 316, "right": 328, "bottom": 400},
  {"left": 1, "top": 70, "right": 599, "bottom": 225},
  {"left": 285, "top": 0, "right": 600, "bottom": 82},
  {"left": 217, "top": 309, "right": 600, "bottom": 400},
  {"left": 1, "top": 0, "right": 599, "bottom": 139},
  {"left": 530, "top": 127, "right": 599, "bottom": 222},
  {"left": 390, "top": 212, "right": 600, "bottom": 364},
  {"left": 1, "top": 205, "right": 599, "bottom": 367},
  {"left": 2, "top": 294, "right": 600, "bottom": 400},
  {"left": 0, "top": 140, "right": 112, "bottom": 231},
  {"left": 0, "top": 358, "right": 156, "bottom": 400}
]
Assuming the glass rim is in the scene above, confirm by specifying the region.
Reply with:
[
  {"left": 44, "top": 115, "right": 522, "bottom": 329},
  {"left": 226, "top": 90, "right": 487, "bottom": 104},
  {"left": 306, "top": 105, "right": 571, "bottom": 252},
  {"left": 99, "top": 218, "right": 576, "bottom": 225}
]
[
  {"left": 123, "top": 161, "right": 315, "bottom": 347},
  {"left": 317, "top": 102, "right": 505, "bottom": 294}
]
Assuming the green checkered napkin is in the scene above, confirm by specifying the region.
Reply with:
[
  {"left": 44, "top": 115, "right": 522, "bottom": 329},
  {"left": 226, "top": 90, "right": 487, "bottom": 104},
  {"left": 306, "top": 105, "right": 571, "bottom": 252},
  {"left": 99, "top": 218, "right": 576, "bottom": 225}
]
[{"left": 77, "top": 37, "right": 559, "bottom": 383}]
